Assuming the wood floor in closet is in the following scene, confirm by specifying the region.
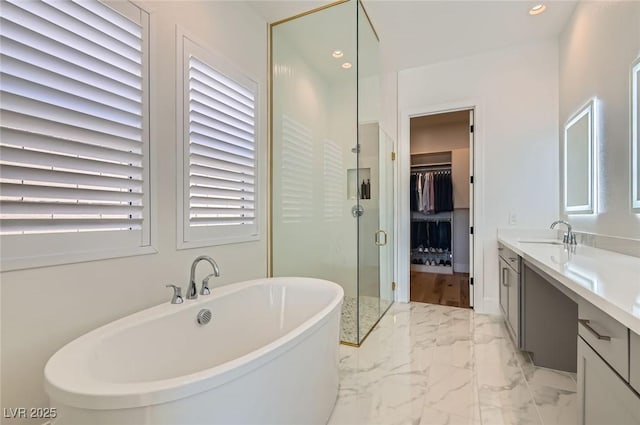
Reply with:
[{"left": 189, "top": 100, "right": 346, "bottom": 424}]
[{"left": 410, "top": 271, "right": 470, "bottom": 308}]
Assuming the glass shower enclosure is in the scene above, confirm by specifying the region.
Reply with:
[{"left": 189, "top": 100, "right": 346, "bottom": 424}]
[{"left": 271, "top": 0, "right": 394, "bottom": 345}]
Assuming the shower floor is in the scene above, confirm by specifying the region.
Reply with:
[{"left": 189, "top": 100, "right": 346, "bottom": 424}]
[{"left": 340, "top": 295, "right": 392, "bottom": 344}]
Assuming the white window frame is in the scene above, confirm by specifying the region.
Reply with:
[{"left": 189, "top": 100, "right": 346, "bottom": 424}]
[
  {"left": 0, "top": 0, "right": 155, "bottom": 271},
  {"left": 177, "top": 31, "right": 260, "bottom": 249}
]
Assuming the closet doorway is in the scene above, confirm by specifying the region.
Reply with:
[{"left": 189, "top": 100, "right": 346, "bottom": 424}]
[{"left": 409, "top": 109, "right": 474, "bottom": 308}]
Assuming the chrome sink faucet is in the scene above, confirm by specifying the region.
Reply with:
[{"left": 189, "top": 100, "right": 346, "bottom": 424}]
[
  {"left": 187, "top": 255, "right": 220, "bottom": 299},
  {"left": 550, "top": 220, "right": 577, "bottom": 245}
]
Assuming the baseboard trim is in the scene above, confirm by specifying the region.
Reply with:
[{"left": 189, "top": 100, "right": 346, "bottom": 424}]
[{"left": 480, "top": 297, "right": 500, "bottom": 315}]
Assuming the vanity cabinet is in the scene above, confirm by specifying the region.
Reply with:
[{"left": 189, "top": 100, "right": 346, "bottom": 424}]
[
  {"left": 498, "top": 243, "right": 521, "bottom": 347},
  {"left": 499, "top": 256, "right": 508, "bottom": 318},
  {"left": 578, "top": 300, "right": 629, "bottom": 378},
  {"left": 497, "top": 235, "right": 640, "bottom": 424},
  {"left": 577, "top": 337, "right": 640, "bottom": 425},
  {"left": 631, "top": 331, "right": 640, "bottom": 393},
  {"left": 577, "top": 299, "right": 640, "bottom": 425}
]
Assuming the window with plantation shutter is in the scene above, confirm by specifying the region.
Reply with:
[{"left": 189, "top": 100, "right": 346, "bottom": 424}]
[
  {"left": 0, "top": 0, "right": 151, "bottom": 271},
  {"left": 178, "top": 35, "right": 259, "bottom": 247}
]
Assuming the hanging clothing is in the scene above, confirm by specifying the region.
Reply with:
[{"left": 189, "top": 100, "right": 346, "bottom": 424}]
[
  {"left": 410, "top": 220, "right": 451, "bottom": 251},
  {"left": 422, "top": 172, "right": 433, "bottom": 213},
  {"left": 411, "top": 221, "right": 427, "bottom": 249},
  {"left": 437, "top": 220, "right": 451, "bottom": 251},
  {"left": 427, "top": 221, "right": 437, "bottom": 248},
  {"left": 430, "top": 172, "right": 436, "bottom": 211},
  {"left": 417, "top": 173, "right": 424, "bottom": 212},
  {"left": 433, "top": 172, "right": 453, "bottom": 213},
  {"left": 410, "top": 174, "right": 418, "bottom": 211},
  {"left": 410, "top": 169, "right": 453, "bottom": 213}
]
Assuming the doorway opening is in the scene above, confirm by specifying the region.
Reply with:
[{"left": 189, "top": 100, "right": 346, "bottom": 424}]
[{"left": 409, "top": 109, "right": 474, "bottom": 308}]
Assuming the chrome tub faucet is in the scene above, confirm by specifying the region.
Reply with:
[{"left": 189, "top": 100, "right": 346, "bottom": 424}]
[
  {"left": 201, "top": 274, "right": 216, "bottom": 295},
  {"left": 188, "top": 255, "right": 220, "bottom": 299},
  {"left": 165, "top": 284, "right": 184, "bottom": 304}
]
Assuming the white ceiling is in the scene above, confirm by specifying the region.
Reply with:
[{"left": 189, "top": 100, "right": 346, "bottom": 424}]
[
  {"left": 247, "top": 0, "right": 332, "bottom": 24},
  {"left": 270, "top": 1, "right": 359, "bottom": 82},
  {"left": 248, "top": 0, "right": 578, "bottom": 71}
]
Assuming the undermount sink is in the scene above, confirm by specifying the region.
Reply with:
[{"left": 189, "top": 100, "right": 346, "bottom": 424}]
[{"left": 518, "top": 239, "right": 565, "bottom": 246}]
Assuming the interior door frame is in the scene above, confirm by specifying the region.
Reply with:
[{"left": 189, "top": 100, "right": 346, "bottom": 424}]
[{"left": 397, "top": 100, "right": 483, "bottom": 311}]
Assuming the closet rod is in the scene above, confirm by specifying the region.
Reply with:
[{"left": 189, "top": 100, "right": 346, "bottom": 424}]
[{"left": 411, "top": 166, "right": 451, "bottom": 173}]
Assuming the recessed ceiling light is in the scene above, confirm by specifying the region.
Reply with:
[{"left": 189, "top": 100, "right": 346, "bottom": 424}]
[
  {"left": 341, "top": 62, "right": 352, "bottom": 69},
  {"left": 332, "top": 50, "right": 344, "bottom": 58},
  {"left": 529, "top": 4, "right": 546, "bottom": 15}
]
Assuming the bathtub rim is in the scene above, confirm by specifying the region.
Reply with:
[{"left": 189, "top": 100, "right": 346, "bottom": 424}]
[{"left": 44, "top": 276, "right": 343, "bottom": 410}]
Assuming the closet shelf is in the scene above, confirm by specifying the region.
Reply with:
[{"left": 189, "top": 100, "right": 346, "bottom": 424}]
[
  {"left": 411, "top": 250, "right": 452, "bottom": 256},
  {"left": 411, "top": 264, "right": 453, "bottom": 274},
  {"left": 412, "top": 211, "right": 452, "bottom": 222},
  {"left": 412, "top": 161, "right": 451, "bottom": 166}
]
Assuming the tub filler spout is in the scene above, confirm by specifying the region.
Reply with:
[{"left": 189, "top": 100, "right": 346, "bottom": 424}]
[{"left": 188, "top": 256, "right": 220, "bottom": 300}]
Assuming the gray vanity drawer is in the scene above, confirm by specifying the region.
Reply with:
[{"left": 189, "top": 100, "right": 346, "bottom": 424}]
[
  {"left": 631, "top": 331, "right": 640, "bottom": 393},
  {"left": 578, "top": 300, "right": 629, "bottom": 379},
  {"left": 498, "top": 243, "right": 520, "bottom": 273},
  {"left": 578, "top": 337, "right": 640, "bottom": 425}
]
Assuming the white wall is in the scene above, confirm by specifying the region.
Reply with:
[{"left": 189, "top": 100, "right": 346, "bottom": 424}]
[
  {"left": 559, "top": 1, "right": 640, "bottom": 239},
  {"left": 381, "top": 69, "right": 398, "bottom": 141},
  {"left": 398, "top": 40, "right": 560, "bottom": 313},
  {"left": 411, "top": 121, "right": 470, "bottom": 154},
  {"left": 0, "top": 2, "right": 268, "bottom": 422}
]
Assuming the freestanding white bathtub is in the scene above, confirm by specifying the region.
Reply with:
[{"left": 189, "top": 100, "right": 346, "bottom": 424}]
[{"left": 45, "top": 277, "right": 343, "bottom": 425}]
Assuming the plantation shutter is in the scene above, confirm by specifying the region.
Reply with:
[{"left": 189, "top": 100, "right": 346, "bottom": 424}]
[
  {"left": 0, "top": 0, "right": 149, "bottom": 270},
  {"left": 185, "top": 54, "right": 257, "bottom": 242}
]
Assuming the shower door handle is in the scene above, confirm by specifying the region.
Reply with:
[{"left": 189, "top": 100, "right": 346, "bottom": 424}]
[{"left": 375, "top": 230, "right": 387, "bottom": 246}]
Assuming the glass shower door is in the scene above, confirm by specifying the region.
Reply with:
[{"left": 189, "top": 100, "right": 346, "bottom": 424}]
[
  {"left": 379, "top": 130, "right": 395, "bottom": 313},
  {"left": 357, "top": 125, "right": 395, "bottom": 341},
  {"left": 356, "top": 122, "right": 380, "bottom": 341}
]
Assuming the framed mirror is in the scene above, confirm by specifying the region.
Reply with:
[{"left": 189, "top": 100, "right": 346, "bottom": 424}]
[
  {"left": 564, "top": 99, "right": 596, "bottom": 214},
  {"left": 632, "top": 58, "right": 639, "bottom": 211}
]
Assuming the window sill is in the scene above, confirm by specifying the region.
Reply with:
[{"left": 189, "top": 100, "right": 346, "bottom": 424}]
[
  {"left": 177, "top": 234, "right": 259, "bottom": 250},
  {"left": 0, "top": 245, "right": 158, "bottom": 272}
]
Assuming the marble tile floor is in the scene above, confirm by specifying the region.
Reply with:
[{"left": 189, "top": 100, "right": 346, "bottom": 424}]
[
  {"left": 341, "top": 295, "right": 392, "bottom": 344},
  {"left": 329, "top": 302, "right": 577, "bottom": 425}
]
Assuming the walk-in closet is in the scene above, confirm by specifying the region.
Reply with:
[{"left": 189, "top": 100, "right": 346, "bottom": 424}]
[{"left": 409, "top": 110, "right": 472, "bottom": 308}]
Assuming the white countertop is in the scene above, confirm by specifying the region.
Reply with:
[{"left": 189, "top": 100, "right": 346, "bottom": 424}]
[{"left": 497, "top": 231, "right": 640, "bottom": 335}]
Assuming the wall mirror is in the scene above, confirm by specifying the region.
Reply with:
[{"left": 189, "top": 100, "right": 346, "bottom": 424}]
[
  {"left": 564, "top": 99, "right": 596, "bottom": 214},
  {"left": 632, "top": 58, "right": 639, "bottom": 211}
]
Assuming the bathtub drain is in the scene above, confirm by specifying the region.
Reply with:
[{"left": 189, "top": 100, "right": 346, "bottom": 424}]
[{"left": 197, "top": 309, "right": 212, "bottom": 325}]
